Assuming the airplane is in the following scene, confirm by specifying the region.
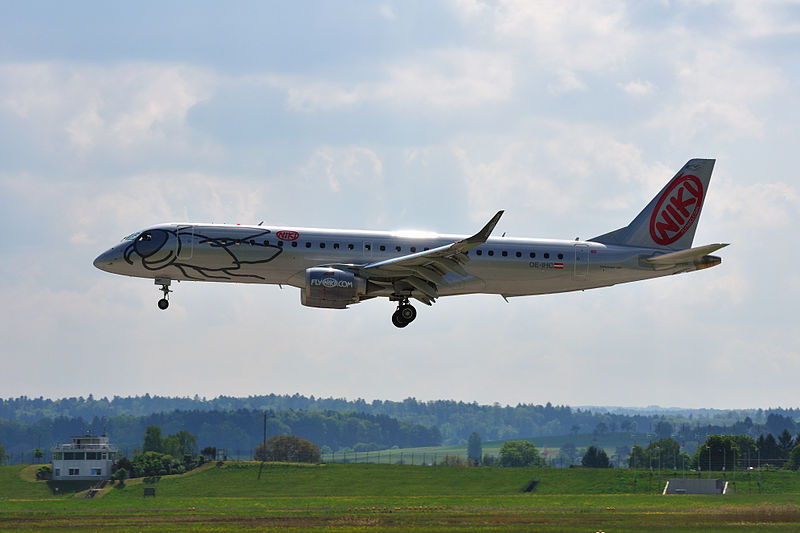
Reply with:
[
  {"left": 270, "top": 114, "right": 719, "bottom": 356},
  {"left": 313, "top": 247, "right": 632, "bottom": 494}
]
[{"left": 94, "top": 158, "right": 727, "bottom": 328}]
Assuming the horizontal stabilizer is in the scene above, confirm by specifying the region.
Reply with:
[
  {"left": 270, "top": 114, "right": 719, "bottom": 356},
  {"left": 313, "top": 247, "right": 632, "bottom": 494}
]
[{"left": 643, "top": 243, "right": 729, "bottom": 266}]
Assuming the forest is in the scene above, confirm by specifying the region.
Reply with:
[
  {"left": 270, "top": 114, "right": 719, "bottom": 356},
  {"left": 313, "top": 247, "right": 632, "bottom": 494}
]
[{"left": 1, "top": 395, "right": 797, "bottom": 463}]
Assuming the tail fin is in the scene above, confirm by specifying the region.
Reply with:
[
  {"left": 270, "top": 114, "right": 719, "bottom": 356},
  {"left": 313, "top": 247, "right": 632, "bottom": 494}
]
[{"left": 590, "top": 158, "right": 715, "bottom": 250}]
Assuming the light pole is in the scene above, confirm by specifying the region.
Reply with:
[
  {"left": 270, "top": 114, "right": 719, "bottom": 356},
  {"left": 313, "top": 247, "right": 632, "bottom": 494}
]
[{"left": 657, "top": 445, "right": 661, "bottom": 484}]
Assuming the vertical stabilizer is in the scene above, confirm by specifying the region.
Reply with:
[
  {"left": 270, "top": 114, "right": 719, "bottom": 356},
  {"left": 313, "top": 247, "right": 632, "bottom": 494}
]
[{"left": 590, "top": 159, "right": 715, "bottom": 250}]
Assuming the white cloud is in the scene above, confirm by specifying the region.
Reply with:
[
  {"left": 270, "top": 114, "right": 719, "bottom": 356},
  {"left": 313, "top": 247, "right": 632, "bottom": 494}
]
[
  {"left": 279, "top": 48, "right": 514, "bottom": 112},
  {"left": 303, "top": 146, "right": 384, "bottom": 193},
  {"left": 730, "top": 0, "right": 800, "bottom": 38},
  {"left": 453, "top": 0, "right": 636, "bottom": 72},
  {"left": 547, "top": 69, "right": 587, "bottom": 94},
  {"left": 378, "top": 4, "right": 397, "bottom": 20},
  {"left": 712, "top": 181, "right": 800, "bottom": 231},
  {"left": 0, "top": 63, "right": 217, "bottom": 155},
  {"left": 647, "top": 42, "right": 786, "bottom": 141},
  {"left": 453, "top": 125, "right": 672, "bottom": 226},
  {"left": 619, "top": 79, "right": 656, "bottom": 96}
]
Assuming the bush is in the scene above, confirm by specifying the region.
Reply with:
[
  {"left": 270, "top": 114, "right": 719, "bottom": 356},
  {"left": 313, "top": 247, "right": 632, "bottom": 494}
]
[
  {"left": 352, "top": 442, "right": 382, "bottom": 453},
  {"left": 439, "top": 455, "right": 466, "bottom": 467},
  {"left": 36, "top": 465, "right": 52, "bottom": 480},
  {"left": 582, "top": 446, "right": 611, "bottom": 468},
  {"left": 130, "top": 451, "right": 183, "bottom": 478},
  {"left": 787, "top": 444, "right": 800, "bottom": 471},
  {"left": 111, "top": 467, "right": 128, "bottom": 487},
  {"left": 254, "top": 435, "right": 321, "bottom": 463},
  {"left": 499, "top": 440, "right": 545, "bottom": 467}
]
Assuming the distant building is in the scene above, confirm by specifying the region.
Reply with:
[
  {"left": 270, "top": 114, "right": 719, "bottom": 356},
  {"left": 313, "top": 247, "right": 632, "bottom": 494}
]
[{"left": 51, "top": 434, "right": 117, "bottom": 481}]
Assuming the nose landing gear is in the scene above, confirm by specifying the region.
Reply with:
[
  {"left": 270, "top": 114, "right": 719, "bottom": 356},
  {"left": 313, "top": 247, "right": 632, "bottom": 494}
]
[
  {"left": 156, "top": 278, "right": 171, "bottom": 310},
  {"left": 391, "top": 300, "right": 417, "bottom": 328}
]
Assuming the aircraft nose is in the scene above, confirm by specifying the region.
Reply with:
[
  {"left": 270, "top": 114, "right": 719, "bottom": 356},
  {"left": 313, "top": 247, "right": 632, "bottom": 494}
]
[{"left": 93, "top": 246, "right": 122, "bottom": 272}]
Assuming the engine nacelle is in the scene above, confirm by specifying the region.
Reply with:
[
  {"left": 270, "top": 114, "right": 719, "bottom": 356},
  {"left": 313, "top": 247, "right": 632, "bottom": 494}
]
[{"left": 302, "top": 267, "right": 366, "bottom": 309}]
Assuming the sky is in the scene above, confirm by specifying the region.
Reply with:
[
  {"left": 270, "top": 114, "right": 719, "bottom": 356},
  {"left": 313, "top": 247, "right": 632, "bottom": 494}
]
[{"left": 1, "top": 0, "right": 799, "bottom": 409}]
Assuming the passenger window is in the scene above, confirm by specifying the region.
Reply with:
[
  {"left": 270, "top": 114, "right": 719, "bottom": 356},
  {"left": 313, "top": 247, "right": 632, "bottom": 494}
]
[
  {"left": 502, "top": 251, "right": 508, "bottom": 257},
  {"left": 476, "top": 250, "right": 482, "bottom": 256},
  {"left": 305, "top": 242, "right": 311, "bottom": 248},
  {"left": 291, "top": 241, "right": 298, "bottom": 247},
  {"left": 380, "top": 245, "right": 386, "bottom": 251},
  {"left": 263, "top": 240, "right": 269, "bottom": 245},
  {"left": 396, "top": 246, "right": 402, "bottom": 252},
  {"left": 558, "top": 253, "right": 563, "bottom": 259},
  {"left": 516, "top": 251, "right": 521, "bottom": 257},
  {"left": 365, "top": 244, "right": 371, "bottom": 251},
  {"left": 249, "top": 240, "right": 255, "bottom": 245},
  {"left": 411, "top": 247, "right": 416, "bottom": 253},
  {"left": 320, "top": 242, "right": 325, "bottom": 248},
  {"left": 348, "top": 244, "right": 354, "bottom": 250},
  {"left": 334, "top": 243, "right": 340, "bottom": 249},
  {"left": 544, "top": 253, "right": 550, "bottom": 259},
  {"left": 488, "top": 250, "right": 494, "bottom": 256},
  {"left": 529, "top": 252, "right": 535, "bottom": 258},
  {"left": 278, "top": 241, "right": 284, "bottom": 247}
]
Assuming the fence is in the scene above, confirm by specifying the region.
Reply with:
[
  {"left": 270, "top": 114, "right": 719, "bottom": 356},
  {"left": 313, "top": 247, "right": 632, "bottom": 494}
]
[{"left": 323, "top": 450, "right": 468, "bottom": 465}]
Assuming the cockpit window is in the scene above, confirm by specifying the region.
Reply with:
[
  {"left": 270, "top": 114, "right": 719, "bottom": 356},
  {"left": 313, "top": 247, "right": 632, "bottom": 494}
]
[{"left": 122, "top": 232, "right": 141, "bottom": 242}]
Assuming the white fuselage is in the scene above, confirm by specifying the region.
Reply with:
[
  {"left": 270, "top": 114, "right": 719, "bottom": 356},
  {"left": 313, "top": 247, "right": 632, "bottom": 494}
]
[{"left": 94, "top": 223, "right": 699, "bottom": 299}]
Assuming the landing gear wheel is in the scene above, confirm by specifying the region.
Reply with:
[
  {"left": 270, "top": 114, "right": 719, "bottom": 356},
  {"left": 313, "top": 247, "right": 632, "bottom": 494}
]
[
  {"left": 392, "top": 311, "right": 408, "bottom": 328},
  {"left": 398, "top": 304, "right": 417, "bottom": 323},
  {"left": 155, "top": 278, "right": 172, "bottom": 311}
]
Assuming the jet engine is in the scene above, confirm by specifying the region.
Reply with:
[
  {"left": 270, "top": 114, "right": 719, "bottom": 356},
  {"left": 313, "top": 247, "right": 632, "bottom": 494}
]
[{"left": 302, "top": 267, "right": 367, "bottom": 309}]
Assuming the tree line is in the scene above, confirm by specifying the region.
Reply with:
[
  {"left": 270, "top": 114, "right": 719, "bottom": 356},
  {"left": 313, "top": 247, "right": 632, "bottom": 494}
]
[
  {"left": 0, "top": 408, "right": 440, "bottom": 462},
  {"left": 628, "top": 431, "right": 800, "bottom": 471},
  {"left": 3, "top": 395, "right": 796, "bottom": 446}
]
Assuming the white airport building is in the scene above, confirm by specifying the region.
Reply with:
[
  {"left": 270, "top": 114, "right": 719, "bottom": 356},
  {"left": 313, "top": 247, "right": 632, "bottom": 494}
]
[{"left": 51, "top": 434, "right": 118, "bottom": 481}]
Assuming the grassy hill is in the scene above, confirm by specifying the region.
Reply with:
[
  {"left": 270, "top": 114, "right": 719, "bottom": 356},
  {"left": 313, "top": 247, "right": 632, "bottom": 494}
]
[
  {"left": 100, "top": 462, "right": 800, "bottom": 499},
  {"left": 3, "top": 463, "right": 800, "bottom": 532},
  {"left": 4, "top": 461, "right": 799, "bottom": 503}
]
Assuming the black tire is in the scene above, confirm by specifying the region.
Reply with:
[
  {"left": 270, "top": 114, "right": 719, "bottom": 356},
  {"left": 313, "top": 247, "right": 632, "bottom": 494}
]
[
  {"left": 399, "top": 304, "right": 416, "bottom": 323},
  {"left": 158, "top": 298, "right": 169, "bottom": 310},
  {"left": 392, "top": 311, "right": 407, "bottom": 328}
]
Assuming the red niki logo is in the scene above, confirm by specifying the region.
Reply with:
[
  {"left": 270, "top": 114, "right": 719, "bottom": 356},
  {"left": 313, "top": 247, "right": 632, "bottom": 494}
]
[
  {"left": 276, "top": 230, "right": 299, "bottom": 241},
  {"left": 649, "top": 174, "right": 704, "bottom": 246}
]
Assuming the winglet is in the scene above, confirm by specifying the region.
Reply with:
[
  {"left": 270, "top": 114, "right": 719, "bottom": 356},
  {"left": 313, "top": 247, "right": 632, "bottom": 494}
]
[{"left": 460, "top": 210, "right": 504, "bottom": 247}]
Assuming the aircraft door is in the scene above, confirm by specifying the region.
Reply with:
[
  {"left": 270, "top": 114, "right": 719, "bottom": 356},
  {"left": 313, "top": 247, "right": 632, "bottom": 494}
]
[
  {"left": 573, "top": 244, "right": 588, "bottom": 279},
  {"left": 177, "top": 225, "right": 194, "bottom": 260}
]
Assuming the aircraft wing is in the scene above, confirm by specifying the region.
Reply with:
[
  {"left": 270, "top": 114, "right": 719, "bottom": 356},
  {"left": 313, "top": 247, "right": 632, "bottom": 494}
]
[{"left": 343, "top": 211, "right": 503, "bottom": 305}]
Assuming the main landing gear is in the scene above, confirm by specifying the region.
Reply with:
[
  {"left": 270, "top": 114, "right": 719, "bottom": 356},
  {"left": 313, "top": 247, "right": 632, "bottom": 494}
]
[
  {"left": 156, "top": 278, "right": 172, "bottom": 310},
  {"left": 391, "top": 300, "right": 417, "bottom": 328}
]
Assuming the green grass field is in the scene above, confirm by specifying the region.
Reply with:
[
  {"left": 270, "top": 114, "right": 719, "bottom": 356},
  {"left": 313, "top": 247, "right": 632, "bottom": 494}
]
[{"left": 1, "top": 462, "right": 799, "bottom": 531}]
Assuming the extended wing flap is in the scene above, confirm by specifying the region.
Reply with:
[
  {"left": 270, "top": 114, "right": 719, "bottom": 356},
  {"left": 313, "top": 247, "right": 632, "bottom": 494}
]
[{"left": 404, "top": 276, "right": 439, "bottom": 300}]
